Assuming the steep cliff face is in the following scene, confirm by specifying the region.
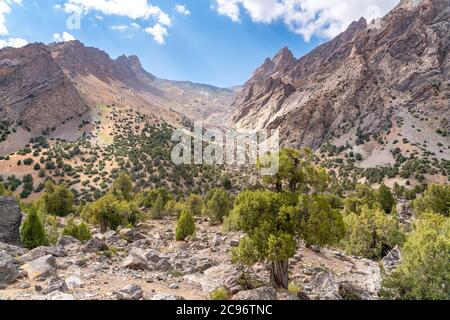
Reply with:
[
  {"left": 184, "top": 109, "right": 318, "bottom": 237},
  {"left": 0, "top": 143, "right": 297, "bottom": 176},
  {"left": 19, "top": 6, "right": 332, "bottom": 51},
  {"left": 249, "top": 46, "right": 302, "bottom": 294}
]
[
  {"left": 0, "top": 43, "right": 86, "bottom": 134},
  {"left": 231, "top": 0, "right": 450, "bottom": 149}
]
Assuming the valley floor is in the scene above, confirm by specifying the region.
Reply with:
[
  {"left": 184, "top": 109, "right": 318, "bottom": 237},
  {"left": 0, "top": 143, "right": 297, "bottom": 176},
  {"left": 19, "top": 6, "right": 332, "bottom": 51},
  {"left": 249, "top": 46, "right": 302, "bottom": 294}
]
[{"left": 1, "top": 218, "right": 383, "bottom": 301}]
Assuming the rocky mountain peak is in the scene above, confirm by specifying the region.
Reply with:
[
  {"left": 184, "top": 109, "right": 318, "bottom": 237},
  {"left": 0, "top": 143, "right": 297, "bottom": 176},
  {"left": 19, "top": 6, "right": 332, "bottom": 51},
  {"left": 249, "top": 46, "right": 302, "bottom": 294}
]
[
  {"left": 231, "top": 0, "right": 449, "bottom": 151},
  {"left": 272, "top": 47, "right": 296, "bottom": 68}
]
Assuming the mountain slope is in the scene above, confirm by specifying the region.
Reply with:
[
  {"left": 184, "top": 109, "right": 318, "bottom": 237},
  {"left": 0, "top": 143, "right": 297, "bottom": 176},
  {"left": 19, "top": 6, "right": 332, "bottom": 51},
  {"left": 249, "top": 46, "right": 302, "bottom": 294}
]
[
  {"left": 0, "top": 41, "right": 236, "bottom": 155},
  {"left": 231, "top": 0, "right": 449, "bottom": 162}
]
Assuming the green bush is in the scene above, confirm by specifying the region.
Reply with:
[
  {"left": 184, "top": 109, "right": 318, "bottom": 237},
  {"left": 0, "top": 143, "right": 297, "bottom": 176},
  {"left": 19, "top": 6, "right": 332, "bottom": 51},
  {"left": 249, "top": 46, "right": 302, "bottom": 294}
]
[
  {"left": 209, "top": 287, "right": 231, "bottom": 300},
  {"left": 21, "top": 205, "right": 48, "bottom": 249},
  {"left": 43, "top": 180, "right": 74, "bottom": 216},
  {"left": 381, "top": 212, "right": 449, "bottom": 300},
  {"left": 377, "top": 183, "right": 396, "bottom": 214},
  {"left": 175, "top": 209, "right": 196, "bottom": 241},
  {"left": 203, "top": 189, "right": 231, "bottom": 224},
  {"left": 82, "top": 194, "right": 140, "bottom": 232},
  {"left": 150, "top": 194, "right": 165, "bottom": 220},
  {"left": 297, "top": 195, "right": 346, "bottom": 247},
  {"left": 62, "top": 217, "right": 92, "bottom": 242},
  {"left": 413, "top": 184, "right": 450, "bottom": 217},
  {"left": 342, "top": 206, "right": 403, "bottom": 259}
]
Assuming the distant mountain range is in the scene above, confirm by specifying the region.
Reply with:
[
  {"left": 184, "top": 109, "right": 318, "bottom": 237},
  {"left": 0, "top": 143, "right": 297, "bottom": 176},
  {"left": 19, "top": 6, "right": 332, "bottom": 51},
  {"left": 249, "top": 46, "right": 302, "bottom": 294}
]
[{"left": 0, "top": 0, "right": 448, "bottom": 168}]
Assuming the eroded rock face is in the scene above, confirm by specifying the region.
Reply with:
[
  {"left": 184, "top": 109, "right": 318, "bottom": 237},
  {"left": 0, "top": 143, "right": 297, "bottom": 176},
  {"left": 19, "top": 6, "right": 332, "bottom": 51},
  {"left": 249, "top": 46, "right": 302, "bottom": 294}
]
[
  {"left": 231, "top": 0, "right": 450, "bottom": 149},
  {"left": 0, "top": 44, "right": 86, "bottom": 134},
  {"left": 0, "top": 197, "right": 23, "bottom": 246}
]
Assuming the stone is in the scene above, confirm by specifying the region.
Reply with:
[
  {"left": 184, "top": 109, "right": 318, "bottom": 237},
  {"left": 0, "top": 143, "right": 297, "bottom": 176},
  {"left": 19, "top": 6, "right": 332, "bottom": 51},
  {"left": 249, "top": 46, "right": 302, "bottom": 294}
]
[
  {"left": 338, "top": 281, "right": 371, "bottom": 300},
  {"left": 144, "top": 249, "right": 163, "bottom": 263},
  {"left": 211, "top": 235, "right": 222, "bottom": 247},
  {"left": 41, "top": 276, "right": 68, "bottom": 294},
  {"left": 18, "top": 282, "right": 31, "bottom": 289},
  {"left": 0, "top": 242, "right": 28, "bottom": 257},
  {"left": 113, "top": 284, "right": 143, "bottom": 300},
  {"left": 232, "top": 287, "right": 278, "bottom": 300},
  {"left": 169, "top": 283, "right": 179, "bottom": 290},
  {"left": 82, "top": 238, "right": 108, "bottom": 253},
  {"left": 151, "top": 293, "right": 185, "bottom": 300},
  {"left": 19, "top": 246, "right": 67, "bottom": 263},
  {"left": 303, "top": 272, "right": 341, "bottom": 300},
  {"left": 382, "top": 246, "right": 402, "bottom": 272},
  {"left": 57, "top": 235, "right": 81, "bottom": 247},
  {"left": 21, "top": 255, "right": 57, "bottom": 280},
  {"left": 155, "top": 258, "right": 171, "bottom": 271},
  {"left": 0, "top": 197, "right": 23, "bottom": 246},
  {"left": 122, "top": 254, "right": 148, "bottom": 270},
  {"left": 66, "top": 276, "right": 83, "bottom": 289},
  {"left": 45, "top": 291, "right": 75, "bottom": 300},
  {"left": 0, "top": 252, "right": 19, "bottom": 288}
]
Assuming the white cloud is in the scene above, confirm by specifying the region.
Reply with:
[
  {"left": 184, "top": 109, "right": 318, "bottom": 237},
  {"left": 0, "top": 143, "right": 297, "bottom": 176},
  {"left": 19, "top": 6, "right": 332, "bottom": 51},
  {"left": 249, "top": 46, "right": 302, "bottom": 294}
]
[
  {"left": 64, "top": 0, "right": 171, "bottom": 26},
  {"left": 53, "top": 32, "right": 76, "bottom": 42},
  {"left": 110, "top": 23, "right": 141, "bottom": 37},
  {"left": 175, "top": 4, "right": 190, "bottom": 16},
  {"left": 0, "top": 0, "right": 22, "bottom": 36},
  {"left": 0, "top": 36, "right": 27, "bottom": 48},
  {"left": 213, "top": 0, "right": 240, "bottom": 22},
  {"left": 144, "top": 23, "right": 168, "bottom": 44},
  {"left": 212, "top": 0, "right": 399, "bottom": 41}
]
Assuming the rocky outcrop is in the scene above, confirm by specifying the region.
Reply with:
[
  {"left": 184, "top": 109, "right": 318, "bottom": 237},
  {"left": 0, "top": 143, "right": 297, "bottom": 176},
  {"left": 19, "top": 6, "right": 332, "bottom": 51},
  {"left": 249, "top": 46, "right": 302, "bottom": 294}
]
[
  {"left": 0, "top": 44, "right": 86, "bottom": 134},
  {"left": 20, "top": 254, "right": 57, "bottom": 280},
  {"left": 231, "top": 286, "right": 278, "bottom": 300},
  {"left": 113, "top": 284, "right": 144, "bottom": 300},
  {"left": 0, "top": 197, "right": 23, "bottom": 246},
  {"left": 0, "top": 251, "right": 19, "bottom": 288},
  {"left": 231, "top": 0, "right": 450, "bottom": 149}
]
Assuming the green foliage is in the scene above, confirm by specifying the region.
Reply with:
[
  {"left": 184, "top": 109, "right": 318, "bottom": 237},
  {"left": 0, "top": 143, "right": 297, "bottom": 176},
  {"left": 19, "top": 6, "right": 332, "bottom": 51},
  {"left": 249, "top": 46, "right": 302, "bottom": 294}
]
[
  {"left": 82, "top": 194, "right": 140, "bottom": 232},
  {"left": 203, "top": 188, "right": 231, "bottom": 224},
  {"left": 377, "top": 183, "right": 396, "bottom": 214},
  {"left": 42, "top": 180, "right": 74, "bottom": 216},
  {"left": 175, "top": 209, "right": 196, "bottom": 241},
  {"left": 297, "top": 195, "right": 346, "bottom": 247},
  {"left": 288, "top": 282, "right": 301, "bottom": 295},
  {"left": 20, "top": 205, "right": 48, "bottom": 249},
  {"left": 0, "top": 182, "right": 12, "bottom": 196},
  {"left": 62, "top": 217, "right": 92, "bottom": 242},
  {"left": 209, "top": 287, "right": 231, "bottom": 300},
  {"left": 135, "top": 187, "right": 171, "bottom": 209},
  {"left": 164, "top": 199, "right": 186, "bottom": 217},
  {"left": 381, "top": 212, "right": 450, "bottom": 300},
  {"left": 186, "top": 193, "right": 203, "bottom": 216},
  {"left": 230, "top": 190, "right": 298, "bottom": 263},
  {"left": 413, "top": 184, "right": 450, "bottom": 217},
  {"left": 342, "top": 206, "right": 403, "bottom": 259},
  {"left": 260, "top": 148, "right": 329, "bottom": 193},
  {"left": 150, "top": 194, "right": 165, "bottom": 220},
  {"left": 110, "top": 173, "right": 133, "bottom": 201}
]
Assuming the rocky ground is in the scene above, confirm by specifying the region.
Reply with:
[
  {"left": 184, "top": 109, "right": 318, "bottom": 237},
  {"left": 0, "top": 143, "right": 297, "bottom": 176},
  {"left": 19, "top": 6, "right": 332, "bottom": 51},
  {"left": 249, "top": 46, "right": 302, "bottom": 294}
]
[{"left": 0, "top": 216, "right": 397, "bottom": 301}]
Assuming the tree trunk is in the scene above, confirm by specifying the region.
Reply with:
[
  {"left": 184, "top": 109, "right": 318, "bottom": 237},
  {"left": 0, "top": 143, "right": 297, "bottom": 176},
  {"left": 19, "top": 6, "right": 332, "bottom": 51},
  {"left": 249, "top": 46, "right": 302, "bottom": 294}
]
[
  {"left": 270, "top": 260, "right": 289, "bottom": 289},
  {"left": 275, "top": 181, "right": 283, "bottom": 193}
]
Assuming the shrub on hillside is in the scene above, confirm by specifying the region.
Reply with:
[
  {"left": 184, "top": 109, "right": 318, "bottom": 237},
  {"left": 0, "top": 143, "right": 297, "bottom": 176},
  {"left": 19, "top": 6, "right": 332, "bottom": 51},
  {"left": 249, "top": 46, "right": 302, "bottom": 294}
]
[
  {"left": 381, "top": 212, "right": 450, "bottom": 300},
  {"left": 175, "top": 209, "right": 196, "bottom": 241},
  {"left": 342, "top": 206, "right": 403, "bottom": 259},
  {"left": 62, "top": 217, "right": 92, "bottom": 242},
  {"left": 20, "top": 205, "right": 48, "bottom": 249}
]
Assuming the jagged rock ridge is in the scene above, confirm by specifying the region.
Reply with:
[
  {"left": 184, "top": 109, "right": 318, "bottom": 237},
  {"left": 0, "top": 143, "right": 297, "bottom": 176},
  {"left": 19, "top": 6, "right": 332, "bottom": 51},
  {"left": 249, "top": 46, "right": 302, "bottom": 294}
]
[{"left": 231, "top": 0, "right": 450, "bottom": 150}]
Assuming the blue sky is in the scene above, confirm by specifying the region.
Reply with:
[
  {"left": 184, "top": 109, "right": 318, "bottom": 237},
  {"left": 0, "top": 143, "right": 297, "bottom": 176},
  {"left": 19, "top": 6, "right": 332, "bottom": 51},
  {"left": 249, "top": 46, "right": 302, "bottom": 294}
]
[{"left": 0, "top": 0, "right": 399, "bottom": 87}]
